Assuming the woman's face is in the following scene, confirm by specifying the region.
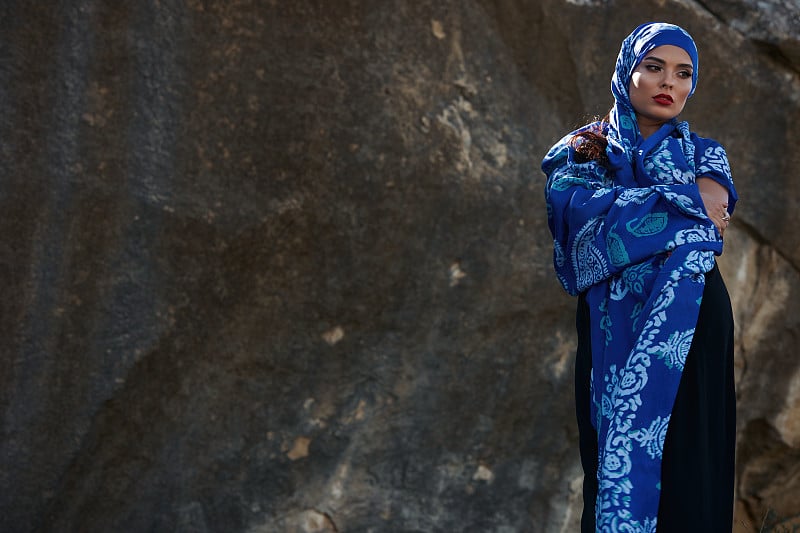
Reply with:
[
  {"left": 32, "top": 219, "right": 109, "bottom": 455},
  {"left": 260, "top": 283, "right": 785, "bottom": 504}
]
[{"left": 628, "top": 44, "right": 694, "bottom": 137}]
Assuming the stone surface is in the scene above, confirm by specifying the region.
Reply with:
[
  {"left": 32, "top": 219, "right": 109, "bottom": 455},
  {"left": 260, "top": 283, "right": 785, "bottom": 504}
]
[{"left": 1, "top": 1, "right": 798, "bottom": 531}]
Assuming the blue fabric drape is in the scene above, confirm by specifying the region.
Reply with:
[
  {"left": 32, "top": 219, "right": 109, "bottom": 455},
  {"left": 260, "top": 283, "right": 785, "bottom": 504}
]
[{"left": 542, "top": 23, "right": 737, "bottom": 531}]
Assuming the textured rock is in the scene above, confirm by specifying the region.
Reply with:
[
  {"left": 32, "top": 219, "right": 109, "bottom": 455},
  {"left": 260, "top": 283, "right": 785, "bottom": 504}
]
[{"left": 0, "top": 0, "right": 798, "bottom": 531}]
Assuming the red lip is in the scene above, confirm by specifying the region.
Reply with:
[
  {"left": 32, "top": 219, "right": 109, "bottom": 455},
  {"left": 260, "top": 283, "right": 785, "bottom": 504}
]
[{"left": 653, "top": 94, "right": 674, "bottom": 105}]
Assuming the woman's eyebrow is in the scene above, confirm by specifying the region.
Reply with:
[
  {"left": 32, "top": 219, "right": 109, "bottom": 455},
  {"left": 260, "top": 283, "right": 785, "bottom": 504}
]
[{"left": 642, "top": 55, "right": 693, "bottom": 70}]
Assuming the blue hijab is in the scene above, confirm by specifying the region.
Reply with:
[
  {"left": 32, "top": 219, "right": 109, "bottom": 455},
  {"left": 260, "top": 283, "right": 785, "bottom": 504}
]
[
  {"left": 542, "top": 22, "right": 737, "bottom": 530},
  {"left": 607, "top": 23, "right": 699, "bottom": 187}
]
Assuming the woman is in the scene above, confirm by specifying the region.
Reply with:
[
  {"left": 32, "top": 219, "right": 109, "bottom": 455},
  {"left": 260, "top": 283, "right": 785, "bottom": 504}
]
[{"left": 542, "top": 23, "right": 737, "bottom": 532}]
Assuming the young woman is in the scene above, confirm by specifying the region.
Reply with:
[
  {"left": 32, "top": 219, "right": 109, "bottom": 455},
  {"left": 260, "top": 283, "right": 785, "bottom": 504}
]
[{"left": 542, "top": 23, "right": 738, "bottom": 532}]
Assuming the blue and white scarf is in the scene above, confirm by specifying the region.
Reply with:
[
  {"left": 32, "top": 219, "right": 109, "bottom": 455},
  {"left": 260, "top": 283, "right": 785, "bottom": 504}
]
[{"left": 542, "top": 23, "right": 737, "bottom": 531}]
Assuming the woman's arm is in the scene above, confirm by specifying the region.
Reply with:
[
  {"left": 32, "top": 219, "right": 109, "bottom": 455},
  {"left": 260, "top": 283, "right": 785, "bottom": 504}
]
[
  {"left": 544, "top": 145, "right": 719, "bottom": 294},
  {"left": 697, "top": 177, "right": 730, "bottom": 236},
  {"left": 693, "top": 136, "right": 737, "bottom": 237}
]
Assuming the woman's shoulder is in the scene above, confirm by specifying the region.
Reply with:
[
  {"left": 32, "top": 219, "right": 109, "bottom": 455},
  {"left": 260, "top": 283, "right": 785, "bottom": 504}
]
[
  {"left": 541, "top": 121, "right": 607, "bottom": 170},
  {"left": 682, "top": 125, "right": 734, "bottom": 188},
  {"left": 676, "top": 122, "right": 730, "bottom": 166},
  {"left": 687, "top": 130, "right": 729, "bottom": 163},
  {"left": 684, "top": 127, "right": 726, "bottom": 151},
  {"left": 542, "top": 125, "right": 613, "bottom": 187}
]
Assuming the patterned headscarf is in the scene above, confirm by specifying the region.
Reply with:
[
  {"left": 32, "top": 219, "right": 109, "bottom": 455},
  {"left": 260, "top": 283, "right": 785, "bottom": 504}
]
[{"left": 606, "top": 23, "right": 699, "bottom": 185}]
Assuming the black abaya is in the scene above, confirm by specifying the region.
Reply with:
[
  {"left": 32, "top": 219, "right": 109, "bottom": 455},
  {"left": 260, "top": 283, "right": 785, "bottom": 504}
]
[{"left": 575, "top": 263, "right": 736, "bottom": 532}]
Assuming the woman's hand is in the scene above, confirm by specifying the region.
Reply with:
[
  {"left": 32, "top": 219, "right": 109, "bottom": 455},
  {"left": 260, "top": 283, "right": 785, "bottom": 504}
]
[{"left": 697, "top": 177, "right": 731, "bottom": 236}]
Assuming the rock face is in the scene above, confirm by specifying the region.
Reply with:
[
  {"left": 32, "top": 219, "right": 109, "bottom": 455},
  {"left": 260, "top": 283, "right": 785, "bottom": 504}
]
[{"left": 1, "top": 1, "right": 798, "bottom": 531}]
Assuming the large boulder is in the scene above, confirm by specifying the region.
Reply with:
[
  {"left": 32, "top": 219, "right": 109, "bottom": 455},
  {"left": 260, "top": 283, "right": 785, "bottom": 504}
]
[{"left": 1, "top": 0, "right": 797, "bottom": 531}]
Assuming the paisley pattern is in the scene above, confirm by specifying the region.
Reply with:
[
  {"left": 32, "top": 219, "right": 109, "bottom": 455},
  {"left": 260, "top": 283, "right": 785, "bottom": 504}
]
[
  {"left": 625, "top": 212, "right": 668, "bottom": 236},
  {"left": 573, "top": 219, "right": 611, "bottom": 289},
  {"left": 606, "top": 223, "right": 630, "bottom": 267},
  {"left": 542, "top": 22, "right": 738, "bottom": 532}
]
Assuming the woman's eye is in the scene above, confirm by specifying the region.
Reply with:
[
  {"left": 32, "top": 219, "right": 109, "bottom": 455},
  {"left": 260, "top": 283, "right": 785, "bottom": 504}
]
[
  {"left": 677, "top": 71, "right": 691, "bottom": 78},
  {"left": 646, "top": 65, "right": 661, "bottom": 72}
]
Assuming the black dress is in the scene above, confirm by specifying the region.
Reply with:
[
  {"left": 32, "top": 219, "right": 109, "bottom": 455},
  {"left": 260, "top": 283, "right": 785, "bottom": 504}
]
[{"left": 575, "top": 263, "right": 736, "bottom": 532}]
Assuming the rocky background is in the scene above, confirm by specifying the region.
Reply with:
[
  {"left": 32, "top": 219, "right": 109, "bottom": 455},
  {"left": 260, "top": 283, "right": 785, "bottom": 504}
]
[{"left": 1, "top": 0, "right": 799, "bottom": 531}]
